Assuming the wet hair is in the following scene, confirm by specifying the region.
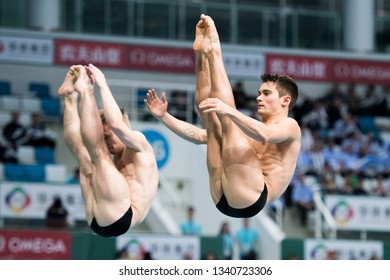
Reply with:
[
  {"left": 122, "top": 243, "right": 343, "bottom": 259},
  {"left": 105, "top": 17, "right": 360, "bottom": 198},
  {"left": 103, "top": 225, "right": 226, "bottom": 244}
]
[{"left": 261, "top": 73, "right": 299, "bottom": 111}]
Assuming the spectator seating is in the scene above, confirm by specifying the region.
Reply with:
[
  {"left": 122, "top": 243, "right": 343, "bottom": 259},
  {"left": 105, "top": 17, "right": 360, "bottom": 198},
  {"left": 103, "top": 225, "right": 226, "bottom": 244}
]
[
  {"left": 3, "top": 162, "right": 68, "bottom": 183},
  {"left": 20, "top": 97, "right": 41, "bottom": 113},
  {"left": 0, "top": 111, "right": 33, "bottom": 127},
  {"left": 358, "top": 116, "right": 380, "bottom": 138},
  {"left": 16, "top": 146, "right": 55, "bottom": 165},
  {"left": 0, "top": 81, "right": 62, "bottom": 118},
  {"left": 4, "top": 163, "right": 46, "bottom": 182},
  {"left": 0, "top": 96, "right": 20, "bottom": 111},
  {"left": 0, "top": 96, "right": 61, "bottom": 118},
  {"left": 0, "top": 80, "right": 11, "bottom": 96},
  {"left": 137, "top": 88, "right": 149, "bottom": 108},
  {"left": 29, "top": 82, "right": 51, "bottom": 99},
  {"left": 17, "top": 146, "right": 36, "bottom": 164},
  {"left": 0, "top": 163, "right": 3, "bottom": 180},
  {"left": 41, "top": 97, "right": 61, "bottom": 117},
  {"left": 45, "top": 164, "right": 67, "bottom": 183},
  {"left": 35, "top": 147, "right": 55, "bottom": 164},
  {"left": 0, "top": 111, "right": 10, "bottom": 127}
]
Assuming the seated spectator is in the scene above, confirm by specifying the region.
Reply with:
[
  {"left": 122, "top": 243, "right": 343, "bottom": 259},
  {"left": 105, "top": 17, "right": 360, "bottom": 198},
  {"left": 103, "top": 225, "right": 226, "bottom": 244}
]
[
  {"left": 345, "top": 83, "right": 361, "bottom": 114},
  {"left": 318, "top": 162, "right": 343, "bottom": 194},
  {"left": 219, "top": 221, "right": 234, "bottom": 260},
  {"left": 300, "top": 126, "right": 314, "bottom": 152},
  {"left": 0, "top": 142, "right": 17, "bottom": 163},
  {"left": 355, "top": 84, "right": 382, "bottom": 116},
  {"left": 326, "top": 96, "right": 349, "bottom": 129},
  {"left": 301, "top": 100, "right": 328, "bottom": 133},
  {"left": 330, "top": 113, "right": 362, "bottom": 145},
  {"left": 371, "top": 176, "right": 390, "bottom": 197},
  {"left": 23, "top": 112, "right": 56, "bottom": 148},
  {"left": 360, "top": 132, "right": 383, "bottom": 157},
  {"left": 353, "top": 179, "right": 368, "bottom": 196},
  {"left": 170, "top": 90, "right": 188, "bottom": 121},
  {"left": 2, "top": 111, "right": 27, "bottom": 150},
  {"left": 306, "top": 143, "right": 325, "bottom": 176},
  {"left": 339, "top": 171, "right": 358, "bottom": 195},
  {"left": 377, "top": 84, "right": 390, "bottom": 116},
  {"left": 46, "top": 196, "right": 68, "bottom": 228},
  {"left": 180, "top": 206, "right": 201, "bottom": 235},
  {"left": 291, "top": 173, "right": 315, "bottom": 226},
  {"left": 232, "top": 81, "right": 249, "bottom": 110},
  {"left": 321, "top": 82, "right": 346, "bottom": 105},
  {"left": 341, "top": 132, "right": 364, "bottom": 157},
  {"left": 1, "top": 111, "right": 26, "bottom": 162},
  {"left": 235, "top": 218, "right": 258, "bottom": 260},
  {"left": 247, "top": 99, "right": 261, "bottom": 120}
]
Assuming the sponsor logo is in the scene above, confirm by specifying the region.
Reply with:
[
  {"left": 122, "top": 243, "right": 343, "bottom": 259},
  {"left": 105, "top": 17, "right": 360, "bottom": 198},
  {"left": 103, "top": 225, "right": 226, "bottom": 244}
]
[
  {"left": 330, "top": 200, "right": 353, "bottom": 225},
  {"left": 5, "top": 187, "right": 31, "bottom": 213}
]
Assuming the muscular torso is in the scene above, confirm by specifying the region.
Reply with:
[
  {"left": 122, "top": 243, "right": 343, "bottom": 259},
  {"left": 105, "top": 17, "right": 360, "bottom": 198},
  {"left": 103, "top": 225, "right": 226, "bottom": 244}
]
[
  {"left": 251, "top": 137, "right": 300, "bottom": 202},
  {"left": 113, "top": 147, "right": 158, "bottom": 221}
]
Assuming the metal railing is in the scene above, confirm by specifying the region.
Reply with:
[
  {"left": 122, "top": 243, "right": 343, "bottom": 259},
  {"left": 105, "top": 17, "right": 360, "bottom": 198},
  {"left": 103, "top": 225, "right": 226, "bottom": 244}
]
[
  {"left": 313, "top": 191, "right": 337, "bottom": 239},
  {"left": 108, "top": 78, "right": 198, "bottom": 124}
]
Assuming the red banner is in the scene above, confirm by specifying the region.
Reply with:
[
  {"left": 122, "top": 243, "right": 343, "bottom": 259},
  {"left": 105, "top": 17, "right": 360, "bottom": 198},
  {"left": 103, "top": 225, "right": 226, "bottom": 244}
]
[
  {"left": 332, "top": 59, "right": 390, "bottom": 83},
  {"left": 55, "top": 39, "right": 195, "bottom": 73},
  {"left": 55, "top": 39, "right": 128, "bottom": 68},
  {"left": 0, "top": 229, "right": 71, "bottom": 260},
  {"left": 127, "top": 45, "right": 195, "bottom": 73},
  {"left": 266, "top": 54, "right": 331, "bottom": 81},
  {"left": 266, "top": 54, "right": 390, "bottom": 84}
]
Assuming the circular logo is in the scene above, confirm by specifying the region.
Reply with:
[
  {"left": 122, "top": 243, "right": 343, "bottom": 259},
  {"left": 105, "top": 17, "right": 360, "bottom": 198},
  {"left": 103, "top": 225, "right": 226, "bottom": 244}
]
[
  {"left": 142, "top": 130, "right": 170, "bottom": 169},
  {"left": 331, "top": 200, "right": 353, "bottom": 225},
  {"left": 310, "top": 243, "right": 328, "bottom": 260},
  {"left": 5, "top": 187, "right": 31, "bottom": 213}
]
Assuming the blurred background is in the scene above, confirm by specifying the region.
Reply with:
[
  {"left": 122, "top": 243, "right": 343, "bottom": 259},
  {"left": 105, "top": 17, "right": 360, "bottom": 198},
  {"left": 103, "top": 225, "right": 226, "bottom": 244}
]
[{"left": 0, "top": 0, "right": 389, "bottom": 260}]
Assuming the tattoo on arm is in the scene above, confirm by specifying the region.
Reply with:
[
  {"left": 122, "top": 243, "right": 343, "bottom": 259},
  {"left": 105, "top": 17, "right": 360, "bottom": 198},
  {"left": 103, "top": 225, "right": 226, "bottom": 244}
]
[{"left": 183, "top": 127, "right": 197, "bottom": 138}]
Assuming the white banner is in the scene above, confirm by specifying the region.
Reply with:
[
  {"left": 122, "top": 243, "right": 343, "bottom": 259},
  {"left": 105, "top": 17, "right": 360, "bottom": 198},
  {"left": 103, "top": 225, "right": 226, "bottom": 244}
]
[
  {"left": 0, "top": 182, "right": 85, "bottom": 220},
  {"left": 223, "top": 51, "right": 265, "bottom": 79},
  {"left": 325, "top": 195, "right": 390, "bottom": 231},
  {"left": 0, "top": 36, "right": 53, "bottom": 64},
  {"left": 116, "top": 234, "right": 200, "bottom": 260},
  {"left": 304, "top": 239, "right": 383, "bottom": 260}
]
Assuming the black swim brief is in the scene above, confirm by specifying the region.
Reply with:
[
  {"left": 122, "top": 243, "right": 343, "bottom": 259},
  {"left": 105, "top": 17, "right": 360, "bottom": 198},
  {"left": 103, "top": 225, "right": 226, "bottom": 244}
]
[
  {"left": 89, "top": 207, "right": 133, "bottom": 238},
  {"left": 216, "top": 184, "right": 268, "bottom": 218}
]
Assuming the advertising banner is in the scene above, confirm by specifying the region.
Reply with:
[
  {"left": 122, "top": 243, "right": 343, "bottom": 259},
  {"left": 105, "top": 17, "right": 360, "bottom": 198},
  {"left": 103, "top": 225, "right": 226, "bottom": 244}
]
[
  {"left": 127, "top": 45, "right": 195, "bottom": 73},
  {"left": 266, "top": 53, "right": 390, "bottom": 84},
  {"left": 0, "top": 229, "right": 71, "bottom": 259},
  {"left": 223, "top": 51, "right": 265, "bottom": 79},
  {"left": 54, "top": 39, "right": 127, "bottom": 68},
  {"left": 55, "top": 39, "right": 195, "bottom": 73},
  {"left": 324, "top": 195, "right": 390, "bottom": 231},
  {"left": 0, "top": 182, "right": 86, "bottom": 221},
  {"left": 0, "top": 36, "right": 53, "bottom": 64},
  {"left": 332, "top": 58, "right": 390, "bottom": 83},
  {"left": 304, "top": 238, "right": 383, "bottom": 260},
  {"left": 266, "top": 54, "right": 331, "bottom": 81},
  {"left": 116, "top": 234, "right": 200, "bottom": 260}
]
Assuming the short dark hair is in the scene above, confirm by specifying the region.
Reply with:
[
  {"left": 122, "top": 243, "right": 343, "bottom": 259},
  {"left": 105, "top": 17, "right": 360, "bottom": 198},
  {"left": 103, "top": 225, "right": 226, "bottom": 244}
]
[{"left": 261, "top": 73, "right": 299, "bottom": 111}]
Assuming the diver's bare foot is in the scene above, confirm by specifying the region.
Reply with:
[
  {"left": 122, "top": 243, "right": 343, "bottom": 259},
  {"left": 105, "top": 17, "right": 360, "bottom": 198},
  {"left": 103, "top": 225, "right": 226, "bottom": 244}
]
[
  {"left": 74, "top": 66, "right": 93, "bottom": 95},
  {"left": 193, "top": 14, "right": 221, "bottom": 56},
  {"left": 58, "top": 69, "right": 77, "bottom": 98}
]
